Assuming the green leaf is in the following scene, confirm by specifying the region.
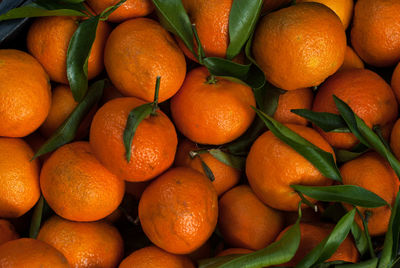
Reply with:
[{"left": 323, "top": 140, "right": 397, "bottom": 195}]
[
  {"left": 226, "top": 0, "right": 263, "bottom": 59},
  {"left": 99, "top": 0, "right": 127, "bottom": 20},
  {"left": 34, "top": 0, "right": 87, "bottom": 11},
  {"left": 152, "top": 0, "right": 194, "bottom": 54},
  {"left": 199, "top": 157, "right": 216, "bottom": 182},
  {"left": 29, "top": 196, "right": 44, "bottom": 239},
  {"left": 0, "top": 3, "right": 87, "bottom": 21},
  {"left": 351, "top": 222, "right": 369, "bottom": 257},
  {"left": 295, "top": 209, "right": 356, "bottom": 268},
  {"left": 291, "top": 185, "right": 388, "bottom": 208},
  {"left": 33, "top": 80, "right": 105, "bottom": 159},
  {"left": 254, "top": 107, "right": 342, "bottom": 181},
  {"left": 123, "top": 104, "right": 153, "bottom": 162},
  {"left": 291, "top": 109, "right": 349, "bottom": 133},
  {"left": 67, "top": 16, "right": 100, "bottom": 102},
  {"left": 337, "top": 258, "right": 378, "bottom": 268},
  {"left": 334, "top": 96, "right": 400, "bottom": 178},
  {"left": 208, "top": 149, "right": 245, "bottom": 171},
  {"left": 379, "top": 188, "right": 400, "bottom": 268},
  {"left": 199, "top": 204, "right": 302, "bottom": 268},
  {"left": 313, "top": 260, "right": 350, "bottom": 268}
]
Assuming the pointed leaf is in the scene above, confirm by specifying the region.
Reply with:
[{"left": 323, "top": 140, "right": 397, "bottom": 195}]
[
  {"left": 208, "top": 149, "right": 245, "bottom": 171},
  {"left": 351, "top": 222, "right": 369, "bottom": 257},
  {"left": 33, "top": 80, "right": 105, "bottom": 159},
  {"left": 291, "top": 109, "right": 349, "bottom": 133},
  {"left": 0, "top": 4, "right": 86, "bottom": 21},
  {"left": 337, "top": 258, "right": 378, "bottom": 268},
  {"left": 99, "top": 0, "right": 127, "bottom": 19},
  {"left": 67, "top": 16, "right": 100, "bottom": 102},
  {"left": 29, "top": 196, "right": 44, "bottom": 239}
]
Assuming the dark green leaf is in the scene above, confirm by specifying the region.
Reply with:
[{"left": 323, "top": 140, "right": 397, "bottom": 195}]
[
  {"left": 29, "top": 196, "right": 44, "bottom": 239},
  {"left": 335, "top": 149, "right": 368, "bottom": 164},
  {"left": 254, "top": 107, "right": 342, "bottom": 181},
  {"left": 67, "top": 16, "right": 100, "bottom": 102},
  {"left": 123, "top": 104, "right": 153, "bottom": 162},
  {"left": 99, "top": 0, "right": 127, "bottom": 19},
  {"left": 208, "top": 149, "right": 245, "bottom": 171},
  {"left": 295, "top": 209, "right": 356, "bottom": 268},
  {"left": 291, "top": 109, "right": 349, "bottom": 133},
  {"left": 351, "top": 222, "right": 368, "bottom": 257},
  {"left": 33, "top": 80, "right": 105, "bottom": 159},
  {"left": 379, "top": 188, "right": 400, "bottom": 268},
  {"left": 199, "top": 156, "right": 216, "bottom": 182},
  {"left": 291, "top": 185, "right": 388, "bottom": 208},
  {"left": 0, "top": 3, "right": 86, "bottom": 21},
  {"left": 334, "top": 96, "right": 400, "bottom": 178},
  {"left": 313, "top": 260, "right": 349, "bottom": 268},
  {"left": 355, "top": 209, "right": 375, "bottom": 259},
  {"left": 199, "top": 204, "right": 302, "bottom": 268},
  {"left": 337, "top": 258, "right": 378, "bottom": 268},
  {"left": 152, "top": 0, "right": 194, "bottom": 53},
  {"left": 34, "top": 0, "right": 87, "bottom": 11},
  {"left": 226, "top": 0, "right": 263, "bottom": 59}
]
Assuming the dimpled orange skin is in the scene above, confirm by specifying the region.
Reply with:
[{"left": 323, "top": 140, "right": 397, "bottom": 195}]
[
  {"left": 0, "top": 138, "right": 40, "bottom": 218},
  {"left": 104, "top": 18, "right": 186, "bottom": 103},
  {"left": 391, "top": 62, "right": 400, "bottom": 103},
  {"left": 0, "top": 238, "right": 70, "bottom": 268},
  {"left": 119, "top": 246, "right": 195, "bottom": 268},
  {"left": 37, "top": 216, "right": 124, "bottom": 268},
  {"left": 86, "top": 0, "right": 153, "bottom": 23},
  {"left": 216, "top": 248, "right": 254, "bottom": 257},
  {"left": 341, "top": 152, "right": 400, "bottom": 236},
  {"left": 218, "top": 185, "right": 284, "bottom": 250},
  {"left": 276, "top": 223, "right": 359, "bottom": 266},
  {"left": 174, "top": 139, "right": 240, "bottom": 196},
  {"left": 274, "top": 88, "right": 314, "bottom": 126},
  {"left": 40, "top": 142, "right": 125, "bottom": 222},
  {"left": 139, "top": 167, "right": 218, "bottom": 254},
  {"left": 27, "top": 16, "right": 110, "bottom": 84},
  {"left": 351, "top": 0, "right": 400, "bottom": 67},
  {"left": 90, "top": 97, "right": 178, "bottom": 182},
  {"left": 0, "top": 49, "right": 51, "bottom": 138},
  {"left": 298, "top": 0, "right": 354, "bottom": 29},
  {"left": 391, "top": 119, "right": 400, "bottom": 159},
  {"left": 339, "top": 46, "right": 365, "bottom": 72},
  {"left": 246, "top": 124, "right": 335, "bottom": 211},
  {"left": 171, "top": 67, "right": 256, "bottom": 145},
  {"left": 0, "top": 220, "right": 19, "bottom": 246},
  {"left": 312, "top": 69, "right": 398, "bottom": 150},
  {"left": 253, "top": 2, "right": 346, "bottom": 91}
]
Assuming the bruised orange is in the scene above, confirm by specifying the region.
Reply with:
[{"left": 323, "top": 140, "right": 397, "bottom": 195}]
[
  {"left": 139, "top": 167, "right": 218, "bottom": 254},
  {"left": 171, "top": 67, "right": 256, "bottom": 145},
  {"left": 90, "top": 97, "right": 178, "bottom": 182},
  {"left": 246, "top": 124, "right": 335, "bottom": 211}
]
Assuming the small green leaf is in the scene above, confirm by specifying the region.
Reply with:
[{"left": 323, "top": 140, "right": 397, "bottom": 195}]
[
  {"left": 291, "top": 109, "right": 349, "bottom": 133},
  {"left": 199, "top": 203, "right": 302, "bottom": 268},
  {"left": 291, "top": 185, "right": 388, "bottom": 208},
  {"left": 33, "top": 80, "right": 105, "bottom": 159},
  {"left": 295, "top": 209, "right": 356, "bottom": 268},
  {"left": 0, "top": 3, "right": 87, "bottom": 21},
  {"left": 123, "top": 104, "right": 153, "bottom": 162},
  {"left": 334, "top": 96, "right": 400, "bottom": 178},
  {"left": 199, "top": 157, "right": 216, "bottom": 182},
  {"left": 337, "top": 258, "right": 378, "bottom": 268},
  {"left": 351, "top": 222, "right": 369, "bottom": 257},
  {"left": 226, "top": 0, "right": 263, "bottom": 59},
  {"left": 208, "top": 149, "right": 245, "bottom": 171},
  {"left": 355, "top": 209, "right": 375, "bottom": 259},
  {"left": 152, "top": 0, "right": 194, "bottom": 53},
  {"left": 254, "top": 107, "right": 342, "bottom": 181},
  {"left": 379, "top": 188, "right": 400, "bottom": 268},
  {"left": 99, "top": 0, "right": 127, "bottom": 20},
  {"left": 67, "top": 16, "right": 100, "bottom": 102},
  {"left": 29, "top": 196, "right": 44, "bottom": 239}
]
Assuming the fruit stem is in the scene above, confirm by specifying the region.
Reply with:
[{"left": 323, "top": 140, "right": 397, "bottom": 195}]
[
  {"left": 206, "top": 74, "right": 218, "bottom": 84},
  {"left": 152, "top": 76, "right": 161, "bottom": 115}
]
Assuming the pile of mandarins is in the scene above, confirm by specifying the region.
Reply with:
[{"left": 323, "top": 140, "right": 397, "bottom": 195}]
[{"left": 1, "top": 0, "right": 400, "bottom": 267}]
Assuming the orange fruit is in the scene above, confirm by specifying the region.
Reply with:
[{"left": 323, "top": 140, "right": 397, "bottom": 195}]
[
  {"left": 90, "top": 97, "right": 178, "bottom": 182},
  {"left": 174, "top": 139, "right": 241, "bottom": 196},
  {"left": 218, "top": 185, "right": 284, "bottom": 250},
  {"left": 312, "top": 69, "right": 398, "bottom": 150},
  {"left": 351, "top": 0, "right": 400, "bottom": 67},
  {"left": 274, "top": 88, "right": 314, "bottom": 126},
  {"left": 261, "top": 0, "right": 291, "bottom": 14},
  {"left": 297, "top": 0, "right": 354, "bottom": 29},
  {"left": 391, "top": 61, "right": 400, "bottom": 103},
  {"left": 246, "top": 124, "right": 335, "bottom": 211},
  {"left": 339, "top": 46, "right": 365, "bottom": 72},
  {"left": 0, "top": 219, "right": 19, "bottom": 246},
  {"left": 40, "top": 141, "right": 125, "bottom": 222},
  {"left": 27, "top": 16, "right": 110, "bottom": 84},
  {"left": 391, "top": 118, "right": 400, "bottom": 160},
  {"left": 171, "top": 67, "right": 256, "bottom": 145},
  {"left": 119, "top": 246, "right": 195, "bottom": 268},
  {"left": 0, "top": 138, "right": 40, "bottom": 218},
  {"left": 86, "top": 0, "right": 153, "bottom": 23},
  {"left": 276, "top": 223, "right": 359, "bottom": 266},
  {"left": 340, "top": 152, "right": 399, "bottom": 236},
  {"left": 0, "top": 238, "right": 70, "bottom": 267},
  {"left": 139, "top": 167, "right": 218, "bottom": 254},
  {"left": 217, "top": 248, "right": 254, "bottom": 257},
  {"left": 0, "top": 49, "right": 51, "bottom": 138},
  {"left": 38, "top": 216, "right": 123, "bottom": 268},
  {"left": 104, "top": 18, "right": 186, "bottom": 103},
  {"left": 253, "top": 2, "right": 346, "bottom": 91}
]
